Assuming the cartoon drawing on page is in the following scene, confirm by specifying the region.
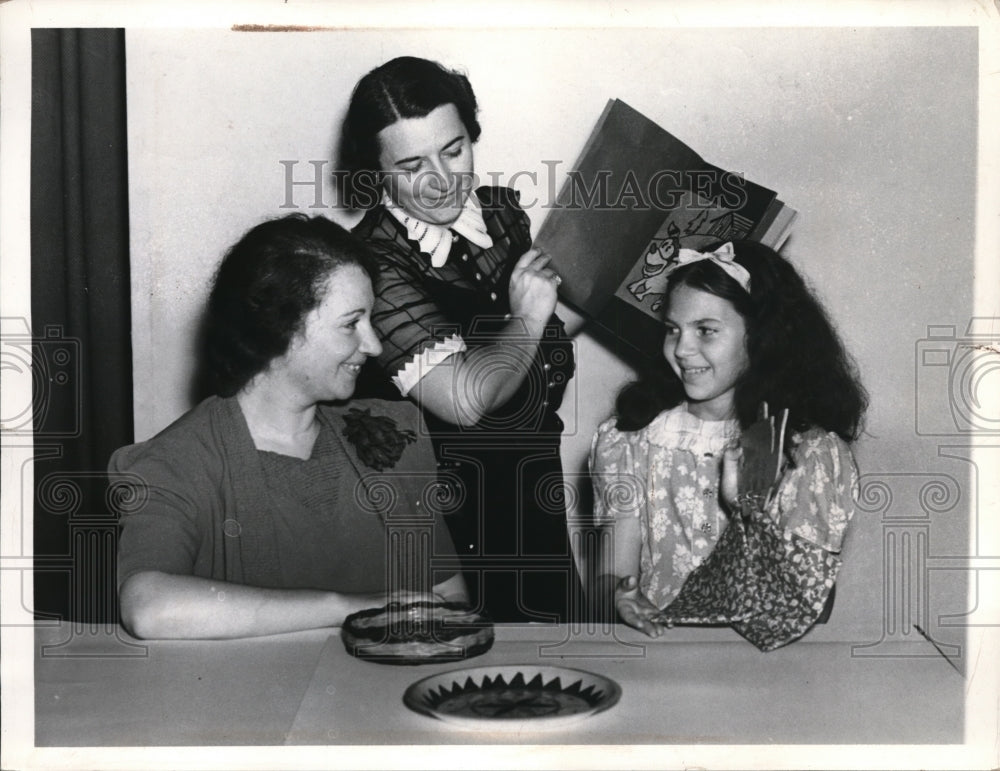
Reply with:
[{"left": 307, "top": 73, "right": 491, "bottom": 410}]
[{"left": 623, "top": 195, "right": 756, "bottom": 314}]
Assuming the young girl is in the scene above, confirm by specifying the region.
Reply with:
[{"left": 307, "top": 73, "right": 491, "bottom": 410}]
[{"left": 590, "top": 240, "right": 867, "bottom": 651}]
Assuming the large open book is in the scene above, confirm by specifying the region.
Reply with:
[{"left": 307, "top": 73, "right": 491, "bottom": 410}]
[{"left": 535, "top": 99, "right": 794, "bottom": 362}]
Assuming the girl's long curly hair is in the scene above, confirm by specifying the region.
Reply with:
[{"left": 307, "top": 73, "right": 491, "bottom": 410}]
[{"left": 615, "top": 239, "right": 868, "bottom": 442}]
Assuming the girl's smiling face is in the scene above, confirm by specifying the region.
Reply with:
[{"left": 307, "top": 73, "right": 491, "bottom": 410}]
[{"left": 662, "top": 284, "right": 750, "bottom": 421}]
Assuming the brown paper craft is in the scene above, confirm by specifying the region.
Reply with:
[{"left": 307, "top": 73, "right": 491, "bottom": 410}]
[{"left": 736, "top": 404, "right": 790, "bottom": 516}]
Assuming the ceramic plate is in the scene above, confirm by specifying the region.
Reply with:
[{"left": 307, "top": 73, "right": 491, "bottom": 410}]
[{"left": 403, "top": 665, "right": 621, "bottom": 731}]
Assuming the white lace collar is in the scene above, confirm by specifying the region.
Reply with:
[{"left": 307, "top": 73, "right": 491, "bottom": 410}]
[
  {"left": 646, "top": 404, "right": 740, "bottom": 456},
  {"left": 383, "top": 190, "right": 494, "bottom": 268}
]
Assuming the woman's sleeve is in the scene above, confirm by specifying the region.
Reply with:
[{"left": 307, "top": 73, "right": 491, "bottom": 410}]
[
  {"left": 110, "top": 444, "right": 206, "bottom": 590},
  {"left": 368, "top": 249, "right": 467, "bottom": 397},
  {"left": 659, "top": 431, "right": 859, "bottom": 651}
]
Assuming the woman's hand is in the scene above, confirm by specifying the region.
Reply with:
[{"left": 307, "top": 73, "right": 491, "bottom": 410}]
[
  {"left": 615, "top": 575, "right": 671, "bottom": 638},
  {"left": 384, "top": 589, "right": 447, "bottom": 606},
  {"left": 508, "top": 248, "right": 560, "bottom": 328}
]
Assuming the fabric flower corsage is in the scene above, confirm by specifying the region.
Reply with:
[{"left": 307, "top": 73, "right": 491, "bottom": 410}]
[{"left": 342, "top": 408, "right": 417, "bottom": 471}]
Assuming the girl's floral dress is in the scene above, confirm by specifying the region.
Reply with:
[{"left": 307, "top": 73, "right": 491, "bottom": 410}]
[{"left": 590, "top": 404, "right": 859, "bottom": 650}]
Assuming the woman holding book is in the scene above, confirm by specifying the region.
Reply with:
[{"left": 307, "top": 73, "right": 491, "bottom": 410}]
[
  {"left": 339, "top": 56, "right": 581, "bottom": 623},
  {"left": 590, "top": 240, "right": 867, "bottom": 650}
]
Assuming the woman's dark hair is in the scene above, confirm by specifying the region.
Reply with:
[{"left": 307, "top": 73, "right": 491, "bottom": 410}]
[
  {"left": 616, "top": 240, "right": 868, "bottom": 442},
  {"left": 204, "top": 214, "right": 376, "bottom": 397},
  {"left": 338, "top": 56, "right": 481, "bottom": 209}
]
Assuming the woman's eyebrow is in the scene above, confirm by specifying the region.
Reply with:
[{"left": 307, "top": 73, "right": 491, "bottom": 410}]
[{"left": 393, "top": 135, "right": 464, "bottom": 165}]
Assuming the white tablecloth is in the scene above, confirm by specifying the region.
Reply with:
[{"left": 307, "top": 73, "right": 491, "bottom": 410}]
[{"left": 33, "top": 622, "right": 963, "bottom": 746}]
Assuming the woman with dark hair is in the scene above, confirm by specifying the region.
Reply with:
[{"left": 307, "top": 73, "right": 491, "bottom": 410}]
[
  {"left": 340, "top": 56, "right": 581, "bottom": 623},
  {"left": 112, "top": 214, "right": 465, "bottom": 639},
  {"left": 591, "top": 240, "right": 868, "bottom": 650}
]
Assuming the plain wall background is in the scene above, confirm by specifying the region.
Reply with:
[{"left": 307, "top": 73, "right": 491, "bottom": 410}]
[{"left": 126, "top": 26, "right": 978, "bottom": 645}]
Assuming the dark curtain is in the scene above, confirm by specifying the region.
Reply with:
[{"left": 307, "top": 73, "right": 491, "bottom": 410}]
[{"left": 31, "top": 29, "right": 132, "bottom": 624}]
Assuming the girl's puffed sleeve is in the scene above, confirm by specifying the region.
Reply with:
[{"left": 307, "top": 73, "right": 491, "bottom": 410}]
[
  {"left": 589, "top": 418, "right": 645, "bottom": 525},
  {"left": 773, "top": 430, "right": 859, "bottom": 553}
]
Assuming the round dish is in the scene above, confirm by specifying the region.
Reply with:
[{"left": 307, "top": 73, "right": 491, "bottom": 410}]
[
  {"left": 341, "top": 601, "right": 494, "bottom": 665},
  {"left": 403, "top": 665, "right": 621, "bottom": 730}
]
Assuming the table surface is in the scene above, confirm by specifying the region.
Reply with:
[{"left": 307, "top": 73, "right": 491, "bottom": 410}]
[{"left": 34, "top": 621, "right": 964, "bottom": 747}]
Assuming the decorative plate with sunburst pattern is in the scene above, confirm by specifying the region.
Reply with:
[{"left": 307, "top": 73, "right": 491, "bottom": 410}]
[{"left": 402, "top": 665, "right": 621, "bottom": 730}]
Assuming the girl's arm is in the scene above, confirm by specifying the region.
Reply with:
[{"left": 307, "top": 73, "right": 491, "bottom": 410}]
[
  {"left": 590, "top": 423, "right": 668, "bottom": 637},
  {"left": 596, "top": 515, "right": 669, "bottom": 637}
]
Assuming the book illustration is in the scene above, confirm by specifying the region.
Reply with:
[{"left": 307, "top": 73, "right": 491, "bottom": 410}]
[
  {"left": 626, "top": 237, "right": 677, "bottom": 311},
  {"left": 620, "top": 191, "right": 759, "bottom": 314}
]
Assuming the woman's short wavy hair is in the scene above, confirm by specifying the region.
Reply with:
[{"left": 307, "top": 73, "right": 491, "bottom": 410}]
[
  {"left": 204, "top": 214, "right": 375, "bottom": 397},
  {"left": 338, "top": 56, "right": 481, "bottom": 209}
]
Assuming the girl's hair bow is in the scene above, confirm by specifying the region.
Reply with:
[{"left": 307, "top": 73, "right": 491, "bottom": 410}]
[{"left": 671, "top": 242, "right": 751, "bottom": 293}]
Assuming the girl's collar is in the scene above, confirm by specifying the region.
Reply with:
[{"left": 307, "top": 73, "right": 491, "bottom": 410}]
[
  {"left": 682, "top": 400, "right": 740, "bottom": 426},
  {"left": 645, "top": 403, "right": 739, "bottom": 453},
  {"left": 382, "top": 190, "right": 493, "bottom": 268}
]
